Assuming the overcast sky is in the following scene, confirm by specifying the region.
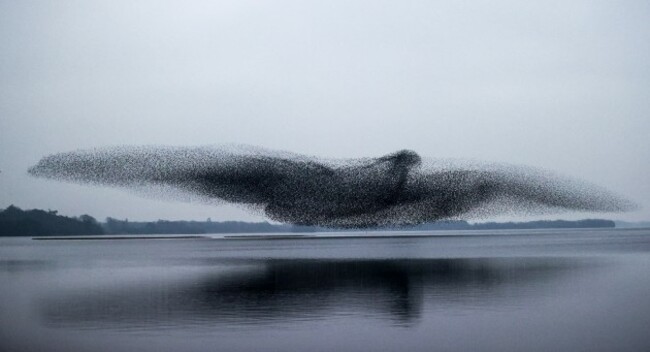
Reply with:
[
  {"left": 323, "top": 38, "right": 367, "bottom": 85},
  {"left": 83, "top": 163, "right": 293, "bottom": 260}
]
[{"left": 1, "top": 0, "right": 649, "bottom": 222}]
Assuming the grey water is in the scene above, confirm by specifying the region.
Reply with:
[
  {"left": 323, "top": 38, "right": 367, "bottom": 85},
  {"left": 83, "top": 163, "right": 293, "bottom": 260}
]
[{"left": 1, "top": 229, "right": 650, "bottom": 352}]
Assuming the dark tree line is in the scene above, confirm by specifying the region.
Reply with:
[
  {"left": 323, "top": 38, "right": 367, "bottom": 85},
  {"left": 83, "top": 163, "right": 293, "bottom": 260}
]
[
  {"left": 0, "top": 205, "right": 614, "bottom": 237},
  {"left": 102, "top": 217, "right": 293, "bottom": 234},
  {"left": 100, "top": 218, "right": 614, "bottom": 234},
  {"left": 469, "top": 219, "right": 615, "bottom": 230},
  {"left": 0, "top": 205, "right": 104, "bottom": 236}
]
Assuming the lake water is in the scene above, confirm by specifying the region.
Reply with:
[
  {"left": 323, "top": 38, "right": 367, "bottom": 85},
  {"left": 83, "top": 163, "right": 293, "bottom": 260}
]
[{"left": 1, "top": 228, "right": 650, "bottom": 352}]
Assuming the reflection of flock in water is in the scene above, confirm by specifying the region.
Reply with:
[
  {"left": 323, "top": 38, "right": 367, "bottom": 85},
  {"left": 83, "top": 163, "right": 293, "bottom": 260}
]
[{"left": 40, "top": 258, "right": 585, "bottom": 329}]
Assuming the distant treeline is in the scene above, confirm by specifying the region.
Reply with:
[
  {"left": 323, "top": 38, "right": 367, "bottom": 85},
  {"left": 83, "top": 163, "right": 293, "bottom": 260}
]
[
  {"left": 378, "top": 219, "right": 615, "bottom": 231},
  {"left": 462, "top": 219, "right": 615, "bottom": 230},
  {"left": 0, "top": 205, "right": 615, "bottom": 237},
  {"left": 0, "top": 205, "right": 103, "bottom": 236},
  {"left": 103, "top": 218, "right": 615, "bottom": 234},
  {"left": 103, "top": 217, "right": 295, "bottom": 234}
]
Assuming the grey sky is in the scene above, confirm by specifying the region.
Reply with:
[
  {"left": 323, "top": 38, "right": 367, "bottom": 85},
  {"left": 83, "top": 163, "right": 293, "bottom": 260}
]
[{"left": 1, "top": 0, "right": 648, "bottom": 222}]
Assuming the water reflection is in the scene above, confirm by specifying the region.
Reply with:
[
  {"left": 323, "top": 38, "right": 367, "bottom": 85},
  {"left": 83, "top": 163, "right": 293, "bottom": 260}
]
[
  {"left": 40, "top": 258, "right": 584, "bottom": 329},
  {"left": 0, "top": 259, "right": 53, "bottom": 272}
]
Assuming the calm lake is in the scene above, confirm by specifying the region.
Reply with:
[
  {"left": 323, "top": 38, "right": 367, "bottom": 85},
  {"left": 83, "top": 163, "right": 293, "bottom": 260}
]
[{"left": 1, "top": 228, "right": 650, "bottom": 352}]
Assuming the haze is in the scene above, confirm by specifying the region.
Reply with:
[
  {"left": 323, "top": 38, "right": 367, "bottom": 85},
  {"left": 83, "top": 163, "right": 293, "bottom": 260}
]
[{"left": 1, "top": 0, "right": 648, "bottom": 222}]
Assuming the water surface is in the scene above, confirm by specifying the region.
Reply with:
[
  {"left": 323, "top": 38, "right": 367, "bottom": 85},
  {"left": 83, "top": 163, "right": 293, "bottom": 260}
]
[{"left": 1, "top": 228, "right": 649, "bottom": 351}]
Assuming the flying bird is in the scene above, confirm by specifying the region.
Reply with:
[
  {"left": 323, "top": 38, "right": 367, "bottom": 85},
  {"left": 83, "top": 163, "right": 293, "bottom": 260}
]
[{"left": 28, "top": 145, "right": 636, "bottom": 228}]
